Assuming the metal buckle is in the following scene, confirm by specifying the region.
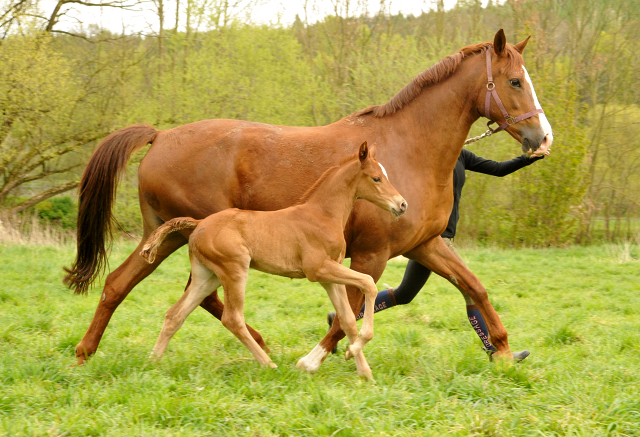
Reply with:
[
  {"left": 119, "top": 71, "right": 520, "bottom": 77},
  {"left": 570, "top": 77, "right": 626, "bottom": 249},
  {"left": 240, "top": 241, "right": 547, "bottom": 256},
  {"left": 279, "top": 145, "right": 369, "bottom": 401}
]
[
  {"left": 486, "top": 81, "right": 495, "bottom": 90},
  {"left": 506, "top": 115, "right": 516, "bottom": 125}
]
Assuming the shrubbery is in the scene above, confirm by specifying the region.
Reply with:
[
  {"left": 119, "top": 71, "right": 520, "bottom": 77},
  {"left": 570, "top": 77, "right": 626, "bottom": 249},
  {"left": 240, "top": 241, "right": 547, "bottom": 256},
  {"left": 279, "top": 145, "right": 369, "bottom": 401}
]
[{"left": 35, "top": 196, "right": 77, "bottom": 229}]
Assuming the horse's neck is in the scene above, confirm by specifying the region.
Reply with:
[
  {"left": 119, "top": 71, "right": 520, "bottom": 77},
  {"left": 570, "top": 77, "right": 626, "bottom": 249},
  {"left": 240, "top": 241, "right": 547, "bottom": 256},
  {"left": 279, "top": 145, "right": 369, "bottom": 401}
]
[
  {"left": 390, "top": 59, "right": 483, "bottom": 180},
  {"left": 302, "top": 162, "right": 359, "bottom": 228}
]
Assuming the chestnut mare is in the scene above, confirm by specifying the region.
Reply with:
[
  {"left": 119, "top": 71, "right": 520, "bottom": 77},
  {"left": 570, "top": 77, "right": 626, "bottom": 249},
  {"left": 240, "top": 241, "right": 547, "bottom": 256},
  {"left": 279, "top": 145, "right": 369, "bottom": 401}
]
[
  {"left": 66, "top": 30, "right": 553, "bottom": 370},
  {"left": 140, "top": 142, "right": 406, "bottom": 380}
]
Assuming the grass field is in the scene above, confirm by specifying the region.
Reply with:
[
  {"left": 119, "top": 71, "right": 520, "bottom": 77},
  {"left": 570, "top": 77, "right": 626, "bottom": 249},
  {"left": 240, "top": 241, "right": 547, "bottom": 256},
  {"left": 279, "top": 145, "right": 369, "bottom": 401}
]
[{"left": 1, "top": 241, "right": 639, "bottom": 436}]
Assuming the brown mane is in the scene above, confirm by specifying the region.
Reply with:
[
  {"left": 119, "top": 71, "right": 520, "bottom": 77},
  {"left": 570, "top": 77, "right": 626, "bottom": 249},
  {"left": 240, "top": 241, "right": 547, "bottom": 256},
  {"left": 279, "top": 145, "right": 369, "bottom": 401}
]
[
  {"left": 296, "top": 153, "right": 360, "bottom": 204},
  {"left": 354, "top": 42, "right": 524, "bottom": 118}
]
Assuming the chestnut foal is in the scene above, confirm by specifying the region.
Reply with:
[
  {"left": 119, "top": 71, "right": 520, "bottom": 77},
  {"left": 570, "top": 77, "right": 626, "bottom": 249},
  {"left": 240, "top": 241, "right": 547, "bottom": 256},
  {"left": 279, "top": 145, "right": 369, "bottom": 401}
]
[{"left": 140, "top": 142, "right": 406, "bottom": 380}]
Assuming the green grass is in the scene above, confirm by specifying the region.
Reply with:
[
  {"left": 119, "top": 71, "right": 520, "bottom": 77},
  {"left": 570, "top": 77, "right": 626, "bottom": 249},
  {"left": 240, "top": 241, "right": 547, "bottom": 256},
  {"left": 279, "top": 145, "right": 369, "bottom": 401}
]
[{"left": 1, "top": 242, "right": 639, "bottom": 436}]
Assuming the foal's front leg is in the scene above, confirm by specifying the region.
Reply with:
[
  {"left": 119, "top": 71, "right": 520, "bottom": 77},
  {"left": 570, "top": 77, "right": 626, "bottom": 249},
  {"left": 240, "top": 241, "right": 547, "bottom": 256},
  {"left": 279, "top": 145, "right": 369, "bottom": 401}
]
[
  {"left": 301, "top": 259, "right": 378, "bottom": 379},
  {"left": 312, "top": 283, "right": 372, "bottom": 380}
]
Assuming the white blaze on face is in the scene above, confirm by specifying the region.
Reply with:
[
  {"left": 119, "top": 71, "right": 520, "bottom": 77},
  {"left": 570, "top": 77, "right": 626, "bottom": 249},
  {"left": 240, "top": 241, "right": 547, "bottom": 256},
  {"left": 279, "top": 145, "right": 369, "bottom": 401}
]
[
  {"left": 379, "top": 163, "right": 389, "bottom": 180},
  {"left": 523, "top": 67, "right": 553, "bottom": 148}
]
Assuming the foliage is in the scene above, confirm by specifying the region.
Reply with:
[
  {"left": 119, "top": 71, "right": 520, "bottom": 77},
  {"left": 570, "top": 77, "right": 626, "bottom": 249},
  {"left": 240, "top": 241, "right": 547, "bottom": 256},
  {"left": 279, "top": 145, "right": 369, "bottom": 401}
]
[
  {"left": 35, "top": 196, "right": 77, "bottom": 229},
  {"left": 1, "top": 0, "right": 639, "bottom": 245},
  {"left": 0, "top": 32, "right": 106, "bottom": 214},
  {"left": 0, "top": 243, "right": 639, "bottom": 435}
]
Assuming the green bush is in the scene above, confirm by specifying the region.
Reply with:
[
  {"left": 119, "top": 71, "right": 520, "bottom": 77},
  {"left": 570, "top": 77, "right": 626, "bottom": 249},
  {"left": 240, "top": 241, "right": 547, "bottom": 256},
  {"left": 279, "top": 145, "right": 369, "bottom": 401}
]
[{"left": 35, "top": 196, "right": 77, "bottom": 229}]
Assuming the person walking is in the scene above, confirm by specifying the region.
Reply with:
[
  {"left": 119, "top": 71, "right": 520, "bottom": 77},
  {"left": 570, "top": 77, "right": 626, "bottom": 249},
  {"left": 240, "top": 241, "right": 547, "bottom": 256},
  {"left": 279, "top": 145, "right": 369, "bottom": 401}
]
[{"left": 328, "top": 147, "right": 550, "bottom": 360}]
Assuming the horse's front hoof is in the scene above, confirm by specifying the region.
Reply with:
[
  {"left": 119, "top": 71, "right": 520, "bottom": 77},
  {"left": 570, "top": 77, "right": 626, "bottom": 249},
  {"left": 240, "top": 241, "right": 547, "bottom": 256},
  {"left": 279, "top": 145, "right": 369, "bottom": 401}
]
[{"left": 345, "top": 346, "right": 355, "bottom": 360}]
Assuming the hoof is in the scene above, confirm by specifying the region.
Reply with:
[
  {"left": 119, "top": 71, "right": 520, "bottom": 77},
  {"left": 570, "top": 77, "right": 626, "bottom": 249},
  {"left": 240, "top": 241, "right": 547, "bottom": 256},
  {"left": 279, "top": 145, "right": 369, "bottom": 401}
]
[
  {"left": 267, "top": 361, "right": 278, "bottom": 369},
  {"left": 345, "top": 346, "right": 355, "bottom": 361},
  {"left": 295, "top": 358, "right": 317, "bottom": 374},
  {"left": 149, "top": 353, "right": 161, "bottom": 363},
  {"left": 357, "top": 370, "right": 375, "bottom": 382},
  {"left": 485, "top": 348, "right": 530, "bottom": 362},
  {"left": 327, "top": 312, "right": 338, "bottom": 354},
  {"left": 512, "top": 350, "right": 530, "bottom": 362},
  {"left": 296, "top": 344, "right": 328, "bottom": 374}
]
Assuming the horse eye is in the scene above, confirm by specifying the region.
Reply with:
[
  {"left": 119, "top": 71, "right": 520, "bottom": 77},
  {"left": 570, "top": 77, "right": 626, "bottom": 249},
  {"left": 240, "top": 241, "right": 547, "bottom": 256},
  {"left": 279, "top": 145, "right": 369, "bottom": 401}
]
[
  {"left": 373, "top": 177, "right": 381, "bottom": 183},
  {"left": 510, "top": 79, "right": 521, "bottom": 88}
]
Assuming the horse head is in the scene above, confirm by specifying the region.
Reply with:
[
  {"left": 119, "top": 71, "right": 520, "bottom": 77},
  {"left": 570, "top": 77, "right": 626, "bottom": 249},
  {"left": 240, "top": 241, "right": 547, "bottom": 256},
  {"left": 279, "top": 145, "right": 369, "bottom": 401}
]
[
  {"left": 477, "top": 29, "right": 553, "bottom": 156},
  {"left": 355, "top": 141, "right": 407, "bottom": 217}
]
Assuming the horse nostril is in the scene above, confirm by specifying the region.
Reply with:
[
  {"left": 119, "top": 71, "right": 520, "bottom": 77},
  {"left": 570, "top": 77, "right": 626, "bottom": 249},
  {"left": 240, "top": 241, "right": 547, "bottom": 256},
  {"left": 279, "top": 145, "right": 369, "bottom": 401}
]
[{"left": 400, "top": 201, "right": 407, "bottom": 212}]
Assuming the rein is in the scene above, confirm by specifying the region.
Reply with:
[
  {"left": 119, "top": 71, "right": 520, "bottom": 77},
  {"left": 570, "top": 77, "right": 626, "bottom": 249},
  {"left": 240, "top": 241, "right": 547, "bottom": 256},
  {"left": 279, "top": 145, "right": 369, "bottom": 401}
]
[{"left": 465, "top": 47, "right": 543, "bottom": 146}]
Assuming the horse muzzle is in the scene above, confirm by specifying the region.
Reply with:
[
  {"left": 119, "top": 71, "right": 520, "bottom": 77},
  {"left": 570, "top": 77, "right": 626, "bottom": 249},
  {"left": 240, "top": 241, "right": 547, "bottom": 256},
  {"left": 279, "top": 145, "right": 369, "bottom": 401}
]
[
  {"left": 391, "top": 199, "right": 408, "bottom": 217},
  {"left": 522, "top": 131, "right": 553, "bottom": 156}
]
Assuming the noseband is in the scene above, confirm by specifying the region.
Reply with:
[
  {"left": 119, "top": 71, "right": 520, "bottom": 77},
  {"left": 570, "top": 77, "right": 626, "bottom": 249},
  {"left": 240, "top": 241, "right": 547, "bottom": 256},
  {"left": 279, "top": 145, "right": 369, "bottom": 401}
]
[{"left": 483, "top": 47, "right": 544, "bottom": 134}]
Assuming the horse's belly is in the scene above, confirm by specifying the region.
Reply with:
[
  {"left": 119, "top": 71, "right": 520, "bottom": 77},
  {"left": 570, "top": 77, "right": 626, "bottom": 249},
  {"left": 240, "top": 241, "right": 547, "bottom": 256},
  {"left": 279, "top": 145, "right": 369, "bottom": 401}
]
[{"left": 250, "top": 259, "right": 306, "bottom": 279}]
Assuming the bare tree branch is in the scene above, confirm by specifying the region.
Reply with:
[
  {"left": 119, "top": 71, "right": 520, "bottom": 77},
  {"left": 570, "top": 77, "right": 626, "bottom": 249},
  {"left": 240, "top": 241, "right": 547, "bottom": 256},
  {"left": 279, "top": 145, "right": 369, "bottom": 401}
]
[{"left": 6, "top": 180, "right": 79, "bottom": 215}]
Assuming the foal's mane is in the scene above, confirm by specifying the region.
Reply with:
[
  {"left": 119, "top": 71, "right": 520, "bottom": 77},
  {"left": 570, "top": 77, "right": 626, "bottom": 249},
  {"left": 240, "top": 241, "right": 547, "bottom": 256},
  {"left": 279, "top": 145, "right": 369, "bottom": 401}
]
[
  {"left": 296, "top": 153, "right": 360, "bottom": 205},
  {"left": 354, "top": 42, "right": 524, "bottom": 118}
]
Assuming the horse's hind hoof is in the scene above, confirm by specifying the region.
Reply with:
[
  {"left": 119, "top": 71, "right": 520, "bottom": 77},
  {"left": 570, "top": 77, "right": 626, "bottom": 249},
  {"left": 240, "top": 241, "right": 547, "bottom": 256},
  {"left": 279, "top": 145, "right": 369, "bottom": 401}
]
[
  {"left": 512, "top": 350, "right": 530, "bottom": 362},
  {"left": 485, "top": 348, "right": 530, "bottom": 362}
]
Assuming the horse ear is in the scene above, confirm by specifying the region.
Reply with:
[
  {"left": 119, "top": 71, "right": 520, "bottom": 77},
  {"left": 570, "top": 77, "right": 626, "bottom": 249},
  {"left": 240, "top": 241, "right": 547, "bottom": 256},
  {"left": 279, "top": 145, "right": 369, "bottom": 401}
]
[
  {"left": 359, "top": 141, "right": 369, "bottom": 163},
  {"left": 368, "top": 142, "right": 377, "bottom": 158},
  {"left": 493, "top": 29, "right": 507, "bottom": 56},
  {"left": 514, "top": 35, "right": 531, "bottom": 54}
]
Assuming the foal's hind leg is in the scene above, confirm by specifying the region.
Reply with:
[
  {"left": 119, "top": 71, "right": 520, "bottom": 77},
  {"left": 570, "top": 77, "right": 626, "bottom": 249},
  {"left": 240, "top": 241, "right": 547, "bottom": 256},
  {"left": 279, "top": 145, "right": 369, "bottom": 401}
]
[
  {"left": 181, "top": 275, "right": 270, "bottom": 352},
  {"left": 74, "top": 223, "right": 187, "bottom": 365},
  {"left": 152, "top": 257, "right": 221, "bottom": 359},
  {"left": 216, "top": 264, "right": 276, "bottom": 368}
]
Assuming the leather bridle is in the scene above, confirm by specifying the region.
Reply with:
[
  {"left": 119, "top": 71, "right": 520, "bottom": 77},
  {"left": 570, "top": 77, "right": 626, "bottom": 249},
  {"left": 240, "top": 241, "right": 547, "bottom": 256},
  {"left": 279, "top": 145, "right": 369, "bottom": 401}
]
[{"left": 483, "top": 47, "right": 544, "bottom": 134}]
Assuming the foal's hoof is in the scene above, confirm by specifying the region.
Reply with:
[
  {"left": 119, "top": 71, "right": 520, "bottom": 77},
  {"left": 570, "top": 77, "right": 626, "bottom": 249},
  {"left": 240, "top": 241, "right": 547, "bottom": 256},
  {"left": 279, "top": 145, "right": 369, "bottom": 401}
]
[
  {"left": 345, "top": 346, "right": 355, "bottom": 361},
  {"left": 267, "top": 361, "right": 278, "bottom": 369},
  {"left": 327, "top": 312, "right": 338, "bottom": 354}
]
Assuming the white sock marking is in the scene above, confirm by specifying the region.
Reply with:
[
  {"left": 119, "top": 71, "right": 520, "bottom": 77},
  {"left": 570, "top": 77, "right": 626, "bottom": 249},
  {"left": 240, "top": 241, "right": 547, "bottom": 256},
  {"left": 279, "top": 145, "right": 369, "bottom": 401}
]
[{"left": 296, "top": 344, "right": 328, "bottom": 373}]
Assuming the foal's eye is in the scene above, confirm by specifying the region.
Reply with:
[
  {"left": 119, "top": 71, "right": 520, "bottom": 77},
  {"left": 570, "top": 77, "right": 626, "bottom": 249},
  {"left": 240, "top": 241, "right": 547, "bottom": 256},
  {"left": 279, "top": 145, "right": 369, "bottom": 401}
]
[
  {"left": 373, "top": 177, "right": 381, "bottom": 183},
  {"left": 510, "top": 79, "right": 522, "bottom": 88}
]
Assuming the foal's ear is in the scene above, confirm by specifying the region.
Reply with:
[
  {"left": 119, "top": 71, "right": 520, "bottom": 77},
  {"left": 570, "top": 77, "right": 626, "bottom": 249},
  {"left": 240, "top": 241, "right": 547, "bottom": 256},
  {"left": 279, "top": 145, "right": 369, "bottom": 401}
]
[
  {"left": 359, "top": 141, "right": 369, "bottom": 163},
  {"left": 514, "top": 35, "right": 531, "bottom": 54},
  {"left": 493, "top": 29, "right": 507, "bottom": 56}
]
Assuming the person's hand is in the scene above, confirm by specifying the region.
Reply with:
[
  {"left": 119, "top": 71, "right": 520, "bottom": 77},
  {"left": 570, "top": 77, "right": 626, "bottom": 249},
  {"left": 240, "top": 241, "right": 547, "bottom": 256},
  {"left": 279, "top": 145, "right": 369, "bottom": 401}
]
[{"left": 530, "top": 148, "right": 551, "bottom": 159}]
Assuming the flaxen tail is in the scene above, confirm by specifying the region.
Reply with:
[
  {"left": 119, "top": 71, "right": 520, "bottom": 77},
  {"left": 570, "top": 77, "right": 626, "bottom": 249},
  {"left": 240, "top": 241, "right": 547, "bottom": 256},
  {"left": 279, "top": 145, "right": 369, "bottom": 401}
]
[{"left": 140, "top": 217, "right": 199, "bottom": 264}]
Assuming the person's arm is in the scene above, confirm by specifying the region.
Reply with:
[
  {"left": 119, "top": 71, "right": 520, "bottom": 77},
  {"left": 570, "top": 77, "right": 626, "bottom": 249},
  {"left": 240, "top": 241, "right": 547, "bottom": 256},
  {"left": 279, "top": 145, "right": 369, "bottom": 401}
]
[{"left": 460, "top": 148, "right": 545, "bottom": 177}]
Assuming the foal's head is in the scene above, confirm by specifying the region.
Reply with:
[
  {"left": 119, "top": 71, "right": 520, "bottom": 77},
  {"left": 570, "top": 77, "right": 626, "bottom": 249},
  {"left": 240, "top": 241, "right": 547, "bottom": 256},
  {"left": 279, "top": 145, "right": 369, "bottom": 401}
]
[
  {"left": 475, "top": 29, "right": 553, "bottom": 156},
  {"left": 355, "top": 141, "right": 407, "bottom": 217}
]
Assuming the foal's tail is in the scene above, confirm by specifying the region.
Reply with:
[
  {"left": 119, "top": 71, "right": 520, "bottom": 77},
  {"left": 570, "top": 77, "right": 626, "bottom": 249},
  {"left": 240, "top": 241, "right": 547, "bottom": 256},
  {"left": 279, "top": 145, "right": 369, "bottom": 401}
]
[
  {"left": 140, "top": 217, "right": 199, "bottom": 264},
  {"left": 63, "top": 124, "right": 159, "bottom": 295}
]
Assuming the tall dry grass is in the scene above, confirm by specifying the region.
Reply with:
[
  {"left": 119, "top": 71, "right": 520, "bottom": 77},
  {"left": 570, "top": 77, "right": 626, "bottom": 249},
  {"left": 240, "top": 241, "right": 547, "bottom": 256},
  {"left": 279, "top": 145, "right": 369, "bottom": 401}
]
[{"left": 0, "top": 212, "right": 74, "bottom": 247}]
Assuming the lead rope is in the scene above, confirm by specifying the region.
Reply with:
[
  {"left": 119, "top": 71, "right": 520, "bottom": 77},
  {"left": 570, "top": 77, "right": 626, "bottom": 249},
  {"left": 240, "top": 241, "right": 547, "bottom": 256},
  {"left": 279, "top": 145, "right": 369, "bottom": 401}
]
[{"left": 464, "top": 129, "right": 493, "bottom": 145}]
